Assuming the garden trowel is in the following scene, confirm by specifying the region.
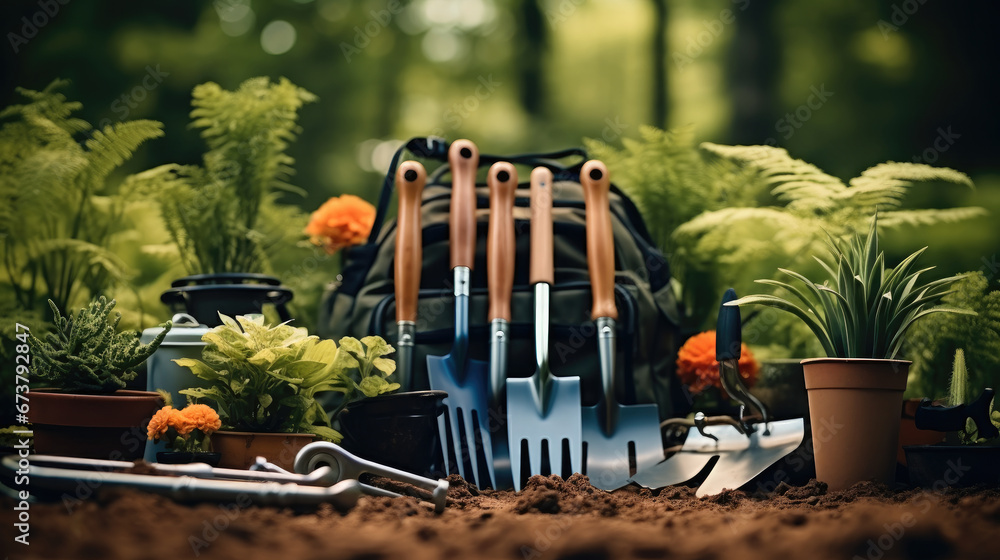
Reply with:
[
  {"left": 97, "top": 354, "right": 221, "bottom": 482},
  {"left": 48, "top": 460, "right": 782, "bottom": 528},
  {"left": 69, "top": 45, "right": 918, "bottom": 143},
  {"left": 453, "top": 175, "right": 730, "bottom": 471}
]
[
  {"left": 506, "top": 167, "right": 583, "bottom": 490},
  {"left": 579, "top": 160, "right": 664, "bottom": 491},
  {"left": 630, "top": 289, "right": 805, "bottom": 497}
]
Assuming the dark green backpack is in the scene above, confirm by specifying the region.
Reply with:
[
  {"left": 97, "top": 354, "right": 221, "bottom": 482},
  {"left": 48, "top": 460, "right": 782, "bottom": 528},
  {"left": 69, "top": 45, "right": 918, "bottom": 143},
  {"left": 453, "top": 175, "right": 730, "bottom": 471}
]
[{"left": 318, "top": 138, "right": 690, "bottom": 420}]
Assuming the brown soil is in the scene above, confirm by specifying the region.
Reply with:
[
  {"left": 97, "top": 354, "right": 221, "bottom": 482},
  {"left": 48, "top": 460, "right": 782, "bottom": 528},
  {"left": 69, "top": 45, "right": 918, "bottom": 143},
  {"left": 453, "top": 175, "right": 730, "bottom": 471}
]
[{"left": 3, "top": 473, "right": 1000, "bottom": 560}]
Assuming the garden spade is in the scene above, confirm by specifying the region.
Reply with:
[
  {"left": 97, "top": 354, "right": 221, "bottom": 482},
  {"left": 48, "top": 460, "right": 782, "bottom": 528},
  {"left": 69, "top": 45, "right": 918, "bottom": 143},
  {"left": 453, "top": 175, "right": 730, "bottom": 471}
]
[
  {"left": 630, "top": 289, "right": 805, "bottom": 497},
  {"left": 394, "top": 161, "right": 425, "bottom": 392},
  {"left": 483, "top": 161, "right": 518, "bottom": 490},
  {"left": 579, "top": 160, "right": 664, "bottom": 491},
  {"left": 506, "top": 167, "right": 583, "bottom": 491},
  {"left": 427, "top": 139, "right": 494, "bottom": 489}
]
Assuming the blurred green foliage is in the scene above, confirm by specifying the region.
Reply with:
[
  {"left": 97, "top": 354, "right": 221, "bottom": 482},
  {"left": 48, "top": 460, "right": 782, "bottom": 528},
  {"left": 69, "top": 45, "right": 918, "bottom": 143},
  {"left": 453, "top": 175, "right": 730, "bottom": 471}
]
[{"left": 1, "top": 0, "right": 998, "bottom": 402}]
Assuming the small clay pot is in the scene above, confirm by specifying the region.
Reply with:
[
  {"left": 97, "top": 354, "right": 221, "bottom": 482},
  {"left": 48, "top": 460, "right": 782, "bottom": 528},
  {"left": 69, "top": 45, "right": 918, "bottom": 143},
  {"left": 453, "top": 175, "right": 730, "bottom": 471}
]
[
  {"left": 156, "top": 451, "right": 223, "bottom": 467},
  {"left": 904, "top": 444, "right": 1000, "bottom": 487},
  {"left": 339, "top": 390, "right": 447, "bottom": 475},
  {"left": 802, "top": 358, "right": 909, "bottom": 492},
  {"left": 28, "top": 389, "right": 163, "bottom": 460},
  {"left": 211, "top": 431, "right": 314, "bottom": 471}
]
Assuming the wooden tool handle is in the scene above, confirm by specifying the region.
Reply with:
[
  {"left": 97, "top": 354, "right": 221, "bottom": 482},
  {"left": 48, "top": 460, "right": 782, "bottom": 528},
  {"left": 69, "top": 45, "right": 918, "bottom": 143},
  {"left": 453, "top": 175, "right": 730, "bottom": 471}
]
[
  {"left": 529, "top": 167, "right": 554, "bottom": 286},
  {"left": 487, "top": 162, "right": 517, "bottom": 322},
  {"left": 449, "top": 139, "right": 479, "bottom": 270},
  {"left": 581, "top": 160, "right": 618, "bottom": 321},
  {"left": 395, "top": 161, "right": 425, "bottom": 323}
]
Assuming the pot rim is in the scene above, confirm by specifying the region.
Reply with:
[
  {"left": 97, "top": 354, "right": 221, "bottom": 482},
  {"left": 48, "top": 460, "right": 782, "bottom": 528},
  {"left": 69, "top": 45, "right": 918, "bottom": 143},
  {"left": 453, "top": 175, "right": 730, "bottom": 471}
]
[
  {"left": 213, "top": 430, "right": 316, "bottom": 438},
  {"left": 800, "top": 357, "right": 912, "bottom": 365},
  {"left": 28, "top": 388, "right": 163, "bottom": 400}
]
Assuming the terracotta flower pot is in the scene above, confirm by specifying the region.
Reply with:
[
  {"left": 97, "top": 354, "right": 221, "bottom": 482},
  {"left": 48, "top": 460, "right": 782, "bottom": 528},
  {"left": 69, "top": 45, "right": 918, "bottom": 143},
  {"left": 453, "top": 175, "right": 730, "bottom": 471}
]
[
  {"left": 211, "top": 431, "right": 315, "bottom": 471},
  {"left": 28, "top": 389, "right": 163, "bottom": 460},
  {"left": 802, "top": 358, "right": 910, "bottom": 492}
]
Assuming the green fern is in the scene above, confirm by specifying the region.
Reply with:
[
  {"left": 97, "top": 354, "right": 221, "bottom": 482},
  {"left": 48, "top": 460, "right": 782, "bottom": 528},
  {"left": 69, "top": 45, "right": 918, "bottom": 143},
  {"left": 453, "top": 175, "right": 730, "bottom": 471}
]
[
  {"left": 0, "top": 80, "right": 164, "bottom": 315},
  {"left": 588, "top": 127, "right": 986, "bottom": 333},
  {"left": 127, "top": 77, "right": 316, "bottom": 275},
  {"left": 29, "top": 297, "right": 171, "bottom": 394}
]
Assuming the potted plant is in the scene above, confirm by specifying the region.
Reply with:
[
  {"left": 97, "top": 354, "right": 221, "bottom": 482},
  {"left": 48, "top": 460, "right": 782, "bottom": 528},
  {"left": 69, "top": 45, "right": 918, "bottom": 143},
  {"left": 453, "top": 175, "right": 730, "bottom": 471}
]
[
  {"left": 728, "top": 216, "right": 974, "bottom": 491},
  {"left": 147, "top": 402, "right": 223, "bottom": 466},
  {"left": 905, "top": 349, "right": 1000, "bottom": 487},
  {"left": 328, "top": 336, "right": 445, "bottom": 475},
  {"left": 28, "top": 297, "right": 171, "bottom": 460},
  {"left": 176, "top": 314, "right": 343, "bottom": 470},
  {"left": 126, "top": 77, "right": 316, "bottom": 326}
]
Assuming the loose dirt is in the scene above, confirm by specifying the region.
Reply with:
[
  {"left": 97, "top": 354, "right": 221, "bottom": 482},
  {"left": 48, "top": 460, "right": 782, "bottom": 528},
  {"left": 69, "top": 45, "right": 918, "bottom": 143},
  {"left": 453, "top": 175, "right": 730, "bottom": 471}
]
[{"left": 3, "top": 472, "right": 999, "bottom": 560}]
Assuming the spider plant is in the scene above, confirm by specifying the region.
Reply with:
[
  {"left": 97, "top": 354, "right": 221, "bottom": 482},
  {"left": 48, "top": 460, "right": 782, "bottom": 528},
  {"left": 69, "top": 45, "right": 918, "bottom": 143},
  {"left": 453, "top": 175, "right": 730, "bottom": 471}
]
[{"left": 727, "top": 215, "right": 975, "bottom": 359}]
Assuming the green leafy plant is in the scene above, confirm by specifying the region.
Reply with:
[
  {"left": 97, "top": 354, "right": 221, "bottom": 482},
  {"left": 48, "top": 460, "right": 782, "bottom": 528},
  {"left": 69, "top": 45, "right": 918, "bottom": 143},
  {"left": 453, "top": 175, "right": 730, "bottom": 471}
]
[
  {"left": 588, "top": 127, "right": 986, "bottom": 333},
  {"left": 177, "top": 314, "right": 342, "bottom": 442},
  {"left": 0, "top": 79, "right": 164, "bottom": 314},
  {"left": 728, "top": 216, "right": 975, "bottom": 359},
  {"left": 903, "top": 272, "right": 1000, "bottom": 399},
  {"left": 328, "top": 336, "right": 399, "bottom": 417},
  {"left": 29, "top": 297, "right": 171, "bottom": 393},
  {"left": 126, "top": 77, "right": 316, "bottom": 275},
  {"left": 947, "top": 349, "right": 1000, "bottom": 445}
]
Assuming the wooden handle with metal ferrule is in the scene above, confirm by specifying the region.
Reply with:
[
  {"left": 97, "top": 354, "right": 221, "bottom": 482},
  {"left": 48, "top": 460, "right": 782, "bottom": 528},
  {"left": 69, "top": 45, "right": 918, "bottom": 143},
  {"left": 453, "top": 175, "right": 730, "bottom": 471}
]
[
  {"left": 395, "top": 161, "right": 425, "bottom": 323},
  {"left": 449, "top": 139, "right": 479, "bottom": 270},
  {"left": 581, "top": 160, "right": 618, "bottom": 321},
  {"left": 529, "top": 167, "right": 554, "bottom": 286},
  {"left": 487, "top": 161, "right": 517, "bottom": 322}
]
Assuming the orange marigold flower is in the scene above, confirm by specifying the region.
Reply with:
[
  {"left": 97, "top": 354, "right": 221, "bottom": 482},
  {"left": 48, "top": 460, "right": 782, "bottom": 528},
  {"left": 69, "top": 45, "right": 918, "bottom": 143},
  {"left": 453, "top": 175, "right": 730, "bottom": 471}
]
[
  {"left": 676, "top": 330, "right": 759, "bottom": 395},
  {"left": 181, "top": 404, "right": 222, "bottom": 435},
  {"left": 305, "top": 194, "right": 376, "bottom": 254},
  {"left": 147, "top": 406, "right": 176, "bottom": 441},
  {"left": 166, "top": 408, "right": 196, "bottom": 436}
]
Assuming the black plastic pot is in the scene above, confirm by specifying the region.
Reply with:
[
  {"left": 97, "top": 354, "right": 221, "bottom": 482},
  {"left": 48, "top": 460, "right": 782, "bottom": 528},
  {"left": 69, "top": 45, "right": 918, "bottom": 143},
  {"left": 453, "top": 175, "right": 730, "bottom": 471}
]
[
  {"left": 339, "top": 390, "right": 447, "bottom": 476},
  {"left": 160, "top": 273, "right": 293, "bottom": 326},
  {"left": 904, "top": 444, "right": 1000, "bottom": 487},
  {"left": 156, "top": 451, "right": 223, "bottom": 467}
]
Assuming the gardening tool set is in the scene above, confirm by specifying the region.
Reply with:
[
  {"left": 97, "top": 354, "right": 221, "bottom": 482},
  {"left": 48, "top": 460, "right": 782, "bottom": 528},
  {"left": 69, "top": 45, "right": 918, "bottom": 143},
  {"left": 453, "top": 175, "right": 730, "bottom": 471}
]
[
  {"left": 2, "top": 442, "right": 448, "bottom": 513},
  {"left": 398, "top": 140, "right": 804, "bottom": 494}
]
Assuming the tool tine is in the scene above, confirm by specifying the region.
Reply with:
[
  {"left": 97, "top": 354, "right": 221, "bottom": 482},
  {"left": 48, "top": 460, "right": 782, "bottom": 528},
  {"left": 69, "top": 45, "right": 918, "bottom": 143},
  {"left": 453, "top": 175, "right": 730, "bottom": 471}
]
[
  {"left": 461, "top": 406, "right": 481, "bottom": 487},
  {"left": 477, "top": 412, "right": 497, "bottom": 489},
  {"left": 446, "top": 406, "right": 468, "bottom": 481},
  {"left": 436, "top": 415, "right": 452, "bottom": 476}
]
